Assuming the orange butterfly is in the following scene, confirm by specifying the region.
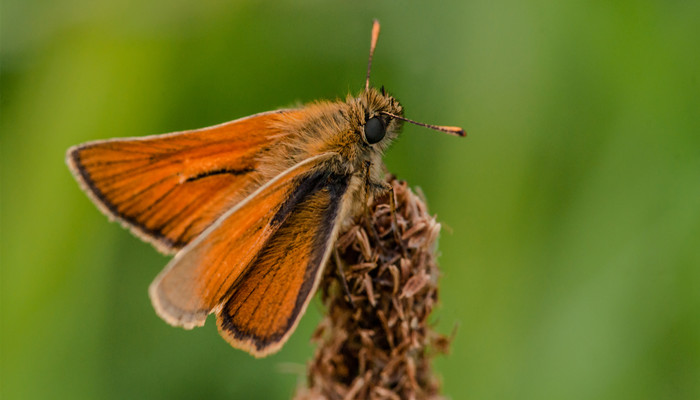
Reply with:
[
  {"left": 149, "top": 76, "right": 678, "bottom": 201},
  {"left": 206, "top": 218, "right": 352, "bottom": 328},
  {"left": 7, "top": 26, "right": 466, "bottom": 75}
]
[{"left": 66, "top": 20, "right": 464, "bottom": 357}]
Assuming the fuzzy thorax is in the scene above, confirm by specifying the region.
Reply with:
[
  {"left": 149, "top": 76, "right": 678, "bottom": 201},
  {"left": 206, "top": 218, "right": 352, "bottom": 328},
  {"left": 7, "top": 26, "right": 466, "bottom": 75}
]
[{"left": 264, "top": 88, "right": 404, "bottom": 182}]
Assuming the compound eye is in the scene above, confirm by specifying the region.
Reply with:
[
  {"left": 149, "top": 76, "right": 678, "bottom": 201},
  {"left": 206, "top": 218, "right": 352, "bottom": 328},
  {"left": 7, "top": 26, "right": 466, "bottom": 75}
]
[{"left": 364, "top": 117, "right": 386, "bottom": 144}]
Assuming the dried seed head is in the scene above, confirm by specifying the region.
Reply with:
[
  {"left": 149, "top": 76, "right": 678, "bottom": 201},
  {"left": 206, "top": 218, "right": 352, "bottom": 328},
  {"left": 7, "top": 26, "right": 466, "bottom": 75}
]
[{"left": 295, "top": 177, "right": 450, "bottom": 400}]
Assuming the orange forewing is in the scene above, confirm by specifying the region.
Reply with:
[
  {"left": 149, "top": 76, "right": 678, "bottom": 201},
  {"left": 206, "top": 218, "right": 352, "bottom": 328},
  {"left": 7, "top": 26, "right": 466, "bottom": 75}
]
[
  {"left": 148, "top": 153, "right": 344, "bottom": 333},
  {"left": 66, "top": 110, "right": 297, "bottom": 254},
  {"left": 216, "top": 172, "right": 350, "bottom": 356}
]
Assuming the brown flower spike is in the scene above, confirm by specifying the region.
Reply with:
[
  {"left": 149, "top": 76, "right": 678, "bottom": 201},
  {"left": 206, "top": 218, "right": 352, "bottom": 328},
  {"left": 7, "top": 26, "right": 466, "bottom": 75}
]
[{"left": 295, "top": 177, "right": 451, "bottom": 400}]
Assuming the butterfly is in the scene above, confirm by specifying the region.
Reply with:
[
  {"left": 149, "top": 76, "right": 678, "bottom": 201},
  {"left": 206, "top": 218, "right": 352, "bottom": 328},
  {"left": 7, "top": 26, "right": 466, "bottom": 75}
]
[{"left": 66, "top": 20, "right": 464, "bottom": 357}]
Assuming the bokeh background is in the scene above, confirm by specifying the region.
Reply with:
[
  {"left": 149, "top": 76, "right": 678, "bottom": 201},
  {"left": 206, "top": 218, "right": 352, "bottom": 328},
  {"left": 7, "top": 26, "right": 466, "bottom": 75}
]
[{"left": 2, "top": 1, "right": 699, "bottom": 399}]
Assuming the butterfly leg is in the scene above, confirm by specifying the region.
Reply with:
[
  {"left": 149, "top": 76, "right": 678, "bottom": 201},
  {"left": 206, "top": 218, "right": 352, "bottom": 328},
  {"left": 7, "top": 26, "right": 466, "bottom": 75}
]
[
  {"left": 333, "top": 248, "right": 356, "bottom": 308},
  {"left": 363, "top": 161, "right": 407, "bottom": 258},
  {"left": 386, "top": 183, "right": 409, "bottom": 257},
  {"left": 362, "top": 161, "right": 388, "bottom": 253}
]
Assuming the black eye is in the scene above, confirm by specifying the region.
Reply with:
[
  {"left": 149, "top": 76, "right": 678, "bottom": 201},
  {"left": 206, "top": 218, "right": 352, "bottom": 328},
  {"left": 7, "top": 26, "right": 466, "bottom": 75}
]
[{"left": 364, "top": 117, "right": 385, "bottom": 144}]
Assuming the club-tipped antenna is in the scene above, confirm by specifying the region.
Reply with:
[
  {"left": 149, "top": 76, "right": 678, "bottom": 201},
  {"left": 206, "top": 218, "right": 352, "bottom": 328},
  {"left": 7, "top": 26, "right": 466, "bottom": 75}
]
[
  {"left": 381, "top": 111, "right": 466, "bottom": 137},
  {"left": 365, "top": 20, "right": 381, "bottom": 91}
]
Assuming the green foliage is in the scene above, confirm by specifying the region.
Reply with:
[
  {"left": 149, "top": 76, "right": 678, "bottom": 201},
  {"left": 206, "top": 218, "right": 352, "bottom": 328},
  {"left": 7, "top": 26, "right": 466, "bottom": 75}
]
[{"left": 2, "top": 1, "right": 699, "bottom": 399}]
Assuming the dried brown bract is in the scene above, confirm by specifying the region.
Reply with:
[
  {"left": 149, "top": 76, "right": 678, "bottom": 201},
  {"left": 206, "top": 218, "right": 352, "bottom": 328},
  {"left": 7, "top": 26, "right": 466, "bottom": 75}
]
[{"left": 295, "top": 177, "right": 450, "bottom": 400}]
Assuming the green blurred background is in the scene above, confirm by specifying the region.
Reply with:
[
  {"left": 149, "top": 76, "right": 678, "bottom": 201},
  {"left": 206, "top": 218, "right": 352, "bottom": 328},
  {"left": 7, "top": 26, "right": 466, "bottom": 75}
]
[{"left": 2, "top": 1, "right": 699, "bottom": 399}]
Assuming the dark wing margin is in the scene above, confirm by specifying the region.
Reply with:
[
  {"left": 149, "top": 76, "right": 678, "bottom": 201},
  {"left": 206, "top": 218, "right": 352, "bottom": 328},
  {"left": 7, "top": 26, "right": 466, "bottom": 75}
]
[
  {"left": 66, "top": 110, "right": 295, "bottom": 254},
  {"left": 215, "top": 170, "right": 351, "bottom": 357}
]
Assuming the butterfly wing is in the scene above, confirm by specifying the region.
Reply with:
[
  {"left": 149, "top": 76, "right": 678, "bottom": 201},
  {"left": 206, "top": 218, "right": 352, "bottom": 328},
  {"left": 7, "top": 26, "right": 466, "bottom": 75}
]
[
  {"left": 66, "top": 110, "right": 297, "bottom": 254},
  {"left": 215, "top": 169, "right": 352, "bottom": 357},
  {"left": 149, "top": 152, "right": 351, "bottom": 346}
]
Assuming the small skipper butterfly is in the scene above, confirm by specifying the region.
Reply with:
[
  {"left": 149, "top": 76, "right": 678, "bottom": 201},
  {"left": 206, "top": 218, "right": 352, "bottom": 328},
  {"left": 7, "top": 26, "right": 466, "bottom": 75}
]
[{"left": 66, "top": 20, "right": 464, "bottom": 357}]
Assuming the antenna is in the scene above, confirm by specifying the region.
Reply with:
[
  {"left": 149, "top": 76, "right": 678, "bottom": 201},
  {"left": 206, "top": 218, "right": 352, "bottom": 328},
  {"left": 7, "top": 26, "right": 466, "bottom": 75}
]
[
  {"left": 381, "top": 111, "right": 466, "bottom": 137},
  {"left": 365, "top": 20, "right": 381, "bottom": 91}
]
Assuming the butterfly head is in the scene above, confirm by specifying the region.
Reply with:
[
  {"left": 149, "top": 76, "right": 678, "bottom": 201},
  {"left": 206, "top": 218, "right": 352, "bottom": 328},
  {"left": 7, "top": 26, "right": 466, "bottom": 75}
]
[{"left": 353, "top": 86, "right": 404, "bottom": 149}]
